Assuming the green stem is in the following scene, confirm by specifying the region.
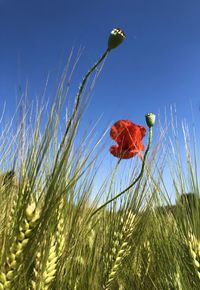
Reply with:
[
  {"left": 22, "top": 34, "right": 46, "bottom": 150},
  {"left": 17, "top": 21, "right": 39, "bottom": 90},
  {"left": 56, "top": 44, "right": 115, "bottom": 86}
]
[
  {"left": 56, "top": 48, "right": 110, "bottom": 159},
  {"left": 90, "top": 126, "right": 153, "bottom": 217}
]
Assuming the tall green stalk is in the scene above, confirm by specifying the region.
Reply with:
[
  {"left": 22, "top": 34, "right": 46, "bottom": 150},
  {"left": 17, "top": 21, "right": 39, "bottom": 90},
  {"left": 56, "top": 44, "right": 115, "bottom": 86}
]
[{"left": 55, "top": 28, "right": 126, "bottom": 163}]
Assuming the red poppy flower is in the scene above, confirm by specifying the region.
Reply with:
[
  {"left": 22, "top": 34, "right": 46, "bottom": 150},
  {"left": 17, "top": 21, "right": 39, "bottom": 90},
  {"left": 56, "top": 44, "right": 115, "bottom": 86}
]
[{"left": 109, "top": 120, "right": 146, "bottom": 159}]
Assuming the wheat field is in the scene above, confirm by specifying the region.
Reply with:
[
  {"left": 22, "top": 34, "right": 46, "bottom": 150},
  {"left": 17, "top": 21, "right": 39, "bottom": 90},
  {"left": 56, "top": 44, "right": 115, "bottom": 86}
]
[{"left": 0, "top": 29, "right": 199, "bottom": 290}]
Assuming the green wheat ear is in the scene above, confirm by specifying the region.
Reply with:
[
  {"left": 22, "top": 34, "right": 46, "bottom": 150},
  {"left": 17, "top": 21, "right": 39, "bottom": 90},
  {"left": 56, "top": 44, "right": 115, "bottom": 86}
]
[
  {"left": 0, "top": 202, "right": 40, "bottom": 289},
  {"left": 30, "top": 237, "right": 58, "bottom": 290},
  {"left": 188, "top": 233, "right": 200, "bottom": 279},
  {"left": 104, "top": 212, "right": 136, "bottom": 290},
  {"left": 90, "top": 113, "right": 156, "bottom": 217}
]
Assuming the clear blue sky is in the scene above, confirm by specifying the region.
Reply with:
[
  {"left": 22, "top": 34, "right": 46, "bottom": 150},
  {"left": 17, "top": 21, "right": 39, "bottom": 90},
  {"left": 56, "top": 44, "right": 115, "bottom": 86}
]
[
  {"left": 0, "top": 0, "right": 200, "bottom": 197},
  {"left": 0, "top": 0, "right": 200, "bottom": 123}
]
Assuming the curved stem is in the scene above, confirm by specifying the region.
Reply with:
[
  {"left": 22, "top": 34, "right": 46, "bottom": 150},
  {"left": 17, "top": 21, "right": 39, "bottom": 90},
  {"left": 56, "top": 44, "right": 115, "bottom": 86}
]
[
  {"left": 56, "top": 48, "right": 110, "bottom": 159},
  {"left": 90, "top": 126, "right": 153, "bottom": 217}
]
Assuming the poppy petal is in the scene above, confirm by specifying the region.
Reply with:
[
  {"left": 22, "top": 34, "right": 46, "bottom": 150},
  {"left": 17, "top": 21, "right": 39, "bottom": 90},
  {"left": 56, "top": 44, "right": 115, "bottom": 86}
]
[{"left": 109, "top": 120, "right": 146, "bottom": 159}]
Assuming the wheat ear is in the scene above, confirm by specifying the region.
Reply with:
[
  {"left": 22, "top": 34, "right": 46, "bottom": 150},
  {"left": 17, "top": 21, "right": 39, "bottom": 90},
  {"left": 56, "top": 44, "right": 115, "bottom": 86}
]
[
  {"left": 104, "top": 212, "right": 136, "bottom": 290},
  {"left": 30, "top": 237, "right": 58, "bottom": 290},
  {"left": 0, "top": 202, "right": 39, "bottom": 289},
  {"left": 55, "top": 199, "right": 65, "bottom": 256},
  {"left": 188, "top": 233, "right": 200, "bottom": 279}
]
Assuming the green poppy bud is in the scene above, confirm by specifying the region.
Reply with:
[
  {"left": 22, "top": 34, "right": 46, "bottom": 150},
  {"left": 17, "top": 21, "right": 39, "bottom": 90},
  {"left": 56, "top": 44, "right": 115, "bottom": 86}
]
[
  {"left": 108, "top": 28, "right": 125, "bottom": 50},
  {"left": 145, "top": 113, "right": 156, "bottom": 128}
]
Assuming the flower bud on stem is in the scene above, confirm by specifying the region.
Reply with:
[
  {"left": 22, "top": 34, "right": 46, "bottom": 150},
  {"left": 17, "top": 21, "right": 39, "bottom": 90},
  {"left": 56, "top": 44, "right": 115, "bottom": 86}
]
[
  {"left": 54, "top": 28, "right": 125, "bottom": 167},
  {"left": 90, "top": 113, "right": 155, "bottom": 218}
]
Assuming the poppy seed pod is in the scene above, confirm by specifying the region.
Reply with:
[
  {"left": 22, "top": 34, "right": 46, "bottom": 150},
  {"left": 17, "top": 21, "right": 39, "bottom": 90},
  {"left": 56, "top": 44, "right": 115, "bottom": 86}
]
[
  {"left": 145, "top": 113, "right": 156, "bottom": 128},
  {"left": 108, "top": 28, "right": 125, "bottom": 50}
]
